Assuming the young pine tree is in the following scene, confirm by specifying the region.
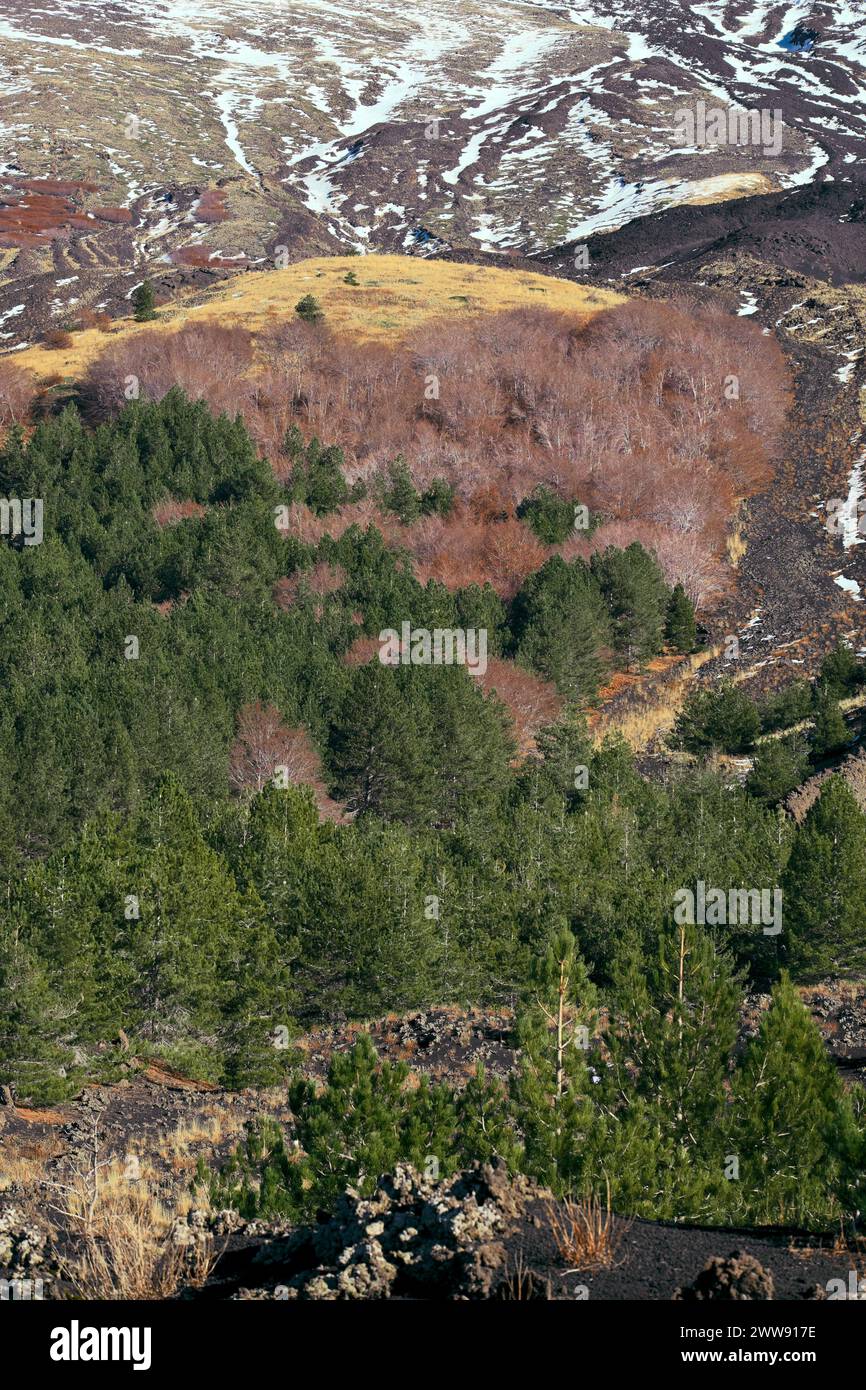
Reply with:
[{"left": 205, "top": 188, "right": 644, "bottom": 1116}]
[
  {"left": 0, "top": 929, "right": 82, "bottom": 1105},
  {"left": 819, "top": 640, "right": 863, "bottom": 699},
  {"left": 381, "top": 457, "right": 420, "bottom": 525},
  {"left": 131, "top": 280, "right": 157, "bottom": 322},
  {"left": 509, "top": 924, "right": 597, "bottom": 1193},
  {"left": 665, "top": 582, "right": 697, "bottom": 653},
  {"left": 726, "top": 973, "right": 864, "bottom": 1228},
  {"left": 745, "top": 735, "right": 810, "bottom": 806},
  {"left": 511, "top": 556, "right": 610, "bottom": 704},
  {"left": 584, "top": 924, "right": 741, "bottom": 1222},
  {"left": 328, "top": 664, "right": 436, "bottom": 825},
  {"left": 534, "top": 704, "right": 593, "bottom": 804},
  {"left": 673, "top": 680, "right": 760, "bottom": 755},
  {"left": 781, "top": 774, "right": 866, "bottom": 979},
  {"left": 810, "top": 683, "right": 850, "bottom": 759},
  {"left": 295, "top": 294, "right": 324, "bottom": 324},
  {"left": 207, "top": 1036, "right": 461, "bottom": 1220},
  {"left": 602, "top": 924, "right": 740, "bottom": 1153}
]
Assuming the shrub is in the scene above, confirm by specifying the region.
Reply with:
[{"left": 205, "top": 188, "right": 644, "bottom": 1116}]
[
  {"left": 517, "top": 487, "right": 579, "bottom": 544},
  {"left": 131, "top": 280, "right": 157, "bottom": 323},
  {"left": 295, "top": 294, "right": 324, "bottom": 324},
  {"left": 43, "top": 329, "right": 74, "bottom": 350}
]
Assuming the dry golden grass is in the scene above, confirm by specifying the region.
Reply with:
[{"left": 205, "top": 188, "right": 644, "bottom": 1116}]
[
  {"left": 674, "top": 172, "right": 776, "bottom": 207},
  {"left": 726, "top": 521, "right": 748, "bottom": 568},
  {"left": 0, "top": 1135, "right": 64, "bottom": 1189},
  {"left": 591, "top": 644, "right": 723, "bottom": 751},
  {"left": 545, "top": 1185, "right": 624, "bottom": 1270},
  {"left": 156, "top": 1110, "right": 247, "bottom": 1176},
  {"left": 51, "top": 1156, "right": 216, "bottom": 1300},
  {"left": 11, "top": 254, "right": 625, "bottom": 384}
]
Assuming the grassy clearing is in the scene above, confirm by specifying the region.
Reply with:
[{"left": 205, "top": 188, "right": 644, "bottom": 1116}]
[
  {"left": 590, "top": 645, "right": 723, "bottom": 751},
  {"left": 13, "top": 254, "right": 626, "bottom": 384},
  {"left": 0, "top": 1134, "right": 64, "bottom": 1189}
]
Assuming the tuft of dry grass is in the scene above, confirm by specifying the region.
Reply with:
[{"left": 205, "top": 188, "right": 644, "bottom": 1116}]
[
  {"left": 0, "top": 1136, "right": 64, "bottom": 1189},
  {"left": 50, "top": 1154, "right": 216, "bottom": 1300},
  {"left": 157, "top": 1111, "right": 246, "bottom": 1175},
  {"left": 545, "top": 1184, "right": 624, "bottom": 1271},
  {"left": 499, "top": 1251, "right": 552, "bottom": 1301}
]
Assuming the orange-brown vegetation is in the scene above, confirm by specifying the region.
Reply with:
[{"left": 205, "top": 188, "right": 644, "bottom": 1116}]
[
  {"left": 43, "top": 328, "right": 74, "bottom": 350},
  {"left": 0, "top": 360, "right": 37, "bottom": 429},
  {"left": 171, "top": 245, "right": 247, "bottom": 270},
  {"left": 343, "top": 634, "right": 382, "bottom": 667},
  {"left": 273, "top": 560, "right": 347, "bottom": 613},
  {"left": 195, "top": 189, "right": 229, "bottom": 224},
  {"left": 0, "top": 178, "right": 100, "bottom": 246},
  {"left": 545, "top": 1188, "right": 624, "bottom": 1270},
  {"left": 81, "top": 298, "right": 790, "bottom": 609},
  {"left": 83, "top": 321, "right": 254, "bottom": 419},
  {"left": 91, "top": 206, "right": 134, "bottom": 224},
  {"left": 20, "top": 178, "right": 100, "bottom": 197},
  {"left": 478, "top": 658, "right": 563, "bottom": 756},
  {"left": 75, "top": 307, "right": 113, "bottom": 333},
  {"left": 152, "top": 498, "right": 206, "bottom": 527},
  {"left": 228, "top": 700, "right": 343, "bottom": 821}
]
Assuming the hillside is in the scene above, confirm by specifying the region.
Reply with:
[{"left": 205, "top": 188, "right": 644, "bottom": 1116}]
[
  {"left": 5, "top": 0, "right": 866, "bottom": 1341},
  {"left": 1, "top": 0, "right": 864, "bottom": 342},
  {"left": 8, "top": 253, "right": 624, "bottom": 381}
]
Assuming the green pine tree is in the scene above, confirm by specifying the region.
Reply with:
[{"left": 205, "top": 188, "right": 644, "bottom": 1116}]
[
  {"left": 207, "top": 1035, "right": 461, "bottom": 1219},
  {"left": 811, "top": 683, "right": 850, "bottom": 758},
  {"left": 509, "top": 924, "right": 597, "bottom": 1193},
  {"left": 534, "top": 704, "right": 593, "bottom": 802},
  {"left": 745, "top": 735, "right": 810, "bottom": 805},
  {"left": 455, "top": 1064, "right": 521, "bottom": 1169},
  {"left": 819, "top": 640, "right": 863, "bottom": 698},
  {"left": 328, "top": 664, "right": 437, "bottom": 825},
  {"left": 673, "top": 680, "right": 760, "bottom": 755},
  {"left": 295, "top": 294, "right": 324, "bottom": 324},
  {"left": 665, "top": 582, "right": 697, "bottom": 653},
  {"left": 726, "top": 973, "right": 864, "bottom": 1227},
  {"left": 381, "top": 457, "right": 420, "bottom": 524},
  {"left": 131, "top": 280, "right": 157, "bottom": 322},
  {"left": 0, "top": 927, "right": 83, "bottom": 1105},
  {"left": 603, "top": 923, "right": 740, "bottom": 1150},
  {"left": 511, "top": 556, "right": 610, "bottom": 704},
  {"left": 781, "top": 774, "right": 866, "bottom": 979},
  {"left": 591, "top": 542, "right": 669, "bottom": 668}
]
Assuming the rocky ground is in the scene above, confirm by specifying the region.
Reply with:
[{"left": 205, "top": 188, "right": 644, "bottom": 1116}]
[
  {"left": 3, "top": 992, "right": 866, "bottom": 1301},
  {"left": 189, "top": 1162, "right": 857, "bottom": 1302}
]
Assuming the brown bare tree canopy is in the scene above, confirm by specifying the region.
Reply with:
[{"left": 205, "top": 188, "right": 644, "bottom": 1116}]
[
  {"left": 80, "top": 298, "right": 790, "bottom": 608},
  {"left": 0, "top": 360, "right": 37, "bottom": 430},
  {"left": 228, "top": 700, "right": 344, "bottom": 821}
]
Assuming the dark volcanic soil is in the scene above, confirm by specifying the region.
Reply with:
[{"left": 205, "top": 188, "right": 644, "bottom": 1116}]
[
  {"left": 535, "top": 180, "right": 866, "bottom": 290},
  {"left": 195, "top": 1170, "right": 857, "bottom": 1302},
  {"left": 506, "top": 1206, "right": 853, "bottom": 1302}
]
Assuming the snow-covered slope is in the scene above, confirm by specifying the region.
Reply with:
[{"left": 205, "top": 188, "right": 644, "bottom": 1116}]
[
  {"left": 0, "top": 0, "right": 864, "bottom": 336},
  {"left": 1, "top": 0, "right": 864, "bottom": 252}
]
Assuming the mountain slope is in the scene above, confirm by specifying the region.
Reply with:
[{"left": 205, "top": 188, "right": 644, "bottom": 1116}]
[{"left": 0, "top": 0, "right": 864, "bottom": 340}]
